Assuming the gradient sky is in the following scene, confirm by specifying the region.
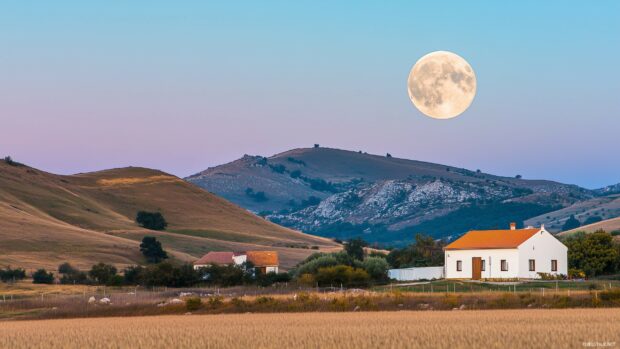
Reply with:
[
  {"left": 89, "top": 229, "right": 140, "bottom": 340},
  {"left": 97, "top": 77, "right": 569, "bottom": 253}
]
[{"left": 1, "top": 1, "right": 618, "bottom": 188}]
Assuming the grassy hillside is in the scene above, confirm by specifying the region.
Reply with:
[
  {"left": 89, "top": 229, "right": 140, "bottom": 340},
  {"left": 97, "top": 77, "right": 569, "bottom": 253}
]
[
  {"left": 559, "top": 216, "right": 620, "bottom": 237},
  {"left": 0, "top": 160, "right": 338, "bottom": 270},
  {"left": 526, "top": 194, "right": 620, "bottom": 232}
]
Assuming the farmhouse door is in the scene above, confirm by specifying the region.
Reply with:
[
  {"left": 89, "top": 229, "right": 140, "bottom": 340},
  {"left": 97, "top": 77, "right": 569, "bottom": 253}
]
[{"left": 472, "top": 257, "right": 482, "bottom": 280}]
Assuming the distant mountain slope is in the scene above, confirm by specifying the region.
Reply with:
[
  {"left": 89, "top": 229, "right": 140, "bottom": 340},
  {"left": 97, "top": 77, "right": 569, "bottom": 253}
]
[
  {"left": 0, "top": 160, "right": 338, "bottom": 270},
  {"left": 525, "top": 194, "right": 620, "bottom": 232},
  {"left": 559, "top": 216, "right": 620, "bottom": 237},
  {"left": 186, "top": 147, "right": 595, "bottom": 245}
]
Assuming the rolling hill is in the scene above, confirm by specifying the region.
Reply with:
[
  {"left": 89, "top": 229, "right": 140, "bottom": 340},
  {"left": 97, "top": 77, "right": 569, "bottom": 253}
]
[
  {"left": 186, "top": 147, "right": 600, "bottom": 244},
  {"left": 0, "top": 159, "right": 338, "bottom": 271},
  {"left": 559, "top": 216, "right": 620, "bottom": 237}
]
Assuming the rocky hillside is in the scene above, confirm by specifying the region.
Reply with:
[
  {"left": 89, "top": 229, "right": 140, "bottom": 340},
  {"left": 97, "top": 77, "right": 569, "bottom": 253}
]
[{"left": 186, "top": 147, "right": 598, "bottom": 245}]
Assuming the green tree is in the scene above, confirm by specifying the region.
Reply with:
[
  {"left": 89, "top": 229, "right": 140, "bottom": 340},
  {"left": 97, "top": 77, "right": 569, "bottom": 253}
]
[
  {"left": 136, "top": 211, "right": 168, "bottom": 230},
  {"left": 89, "top": 263, "right": 118, "bottom": 285},
  {"left": 387, "top": 233, "right": 445, "bottom": 268},
  {"left": 32, "top": 269, "right": 54, "bottom": 284},
  {"left": 344, "top": 238, "right": 367, "bottom": 261},
  {"left": 564, "top": 230, "right": 619, "bottom": 277},
  {"left": 362, "top": 256, "right": 389, "bottom": 282},
  {"left": 140, "top": 236, "right": 168, "bottom": 263},
  {"left": 562, "top": 215, "right": 581, "bottom": 231}
]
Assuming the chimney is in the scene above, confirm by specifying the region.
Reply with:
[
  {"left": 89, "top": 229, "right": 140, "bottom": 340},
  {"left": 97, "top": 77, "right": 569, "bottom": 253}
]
[{"left": 510, "top": 222, "right": 516, "bottom": 230}]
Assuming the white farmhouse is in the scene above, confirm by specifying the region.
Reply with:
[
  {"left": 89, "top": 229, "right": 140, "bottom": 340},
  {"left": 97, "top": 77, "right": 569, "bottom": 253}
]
[{"left": 444, "top": 223, "right": 567, "bottom": 279}]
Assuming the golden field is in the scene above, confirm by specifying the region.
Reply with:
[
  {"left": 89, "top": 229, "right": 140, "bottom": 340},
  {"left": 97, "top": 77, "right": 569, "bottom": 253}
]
[{"left": 1, "top": 309, "right": 619, "bottom": 349}]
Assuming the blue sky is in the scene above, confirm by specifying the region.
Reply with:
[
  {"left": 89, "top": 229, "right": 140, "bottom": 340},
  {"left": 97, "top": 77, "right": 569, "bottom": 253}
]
[{"left": 1, "top": 1, "right": 618, "bottom": 188}]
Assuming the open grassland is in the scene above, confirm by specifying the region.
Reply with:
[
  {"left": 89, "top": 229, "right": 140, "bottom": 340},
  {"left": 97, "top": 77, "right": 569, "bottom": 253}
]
[
  {"left": 0, "top": 161, "right": 338, "bottom": 270},
  {"left": 2, "top": 279, "right": 620, "bottom": 321},
  {"left": 1, "top": 309, "right": 620, "bottom": 349}
]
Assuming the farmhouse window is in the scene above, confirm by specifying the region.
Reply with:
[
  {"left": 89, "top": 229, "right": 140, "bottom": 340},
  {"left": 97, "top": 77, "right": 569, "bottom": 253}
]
[
  {"left": 501, "top": 260, "right": 508, "bottom": 271},
  {"left": 456, "top": 260, "right": 462, "bottom": 271},
  {"left": 551, "top": 260, "right": 557, "bottom": 272},
  {"left": 529, "top": 259, "right": 535, "bottom": 271},
  {"left": 481, "top": 260, "right": 486, "bottom": 271}
]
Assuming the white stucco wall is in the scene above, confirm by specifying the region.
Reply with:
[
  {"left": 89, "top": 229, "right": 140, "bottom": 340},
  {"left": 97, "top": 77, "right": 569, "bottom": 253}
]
[
  {"left": 388, "top": 266, "right": 444, "bottom": 281},
  {"left": 517, "top": 229, "right": 568, "bottom": 278},
  {"left": 265, "top": 266, "right": 278, "bottom": 273},
  {"left": 445, "top": 249, "right": 520, "bottom": 279},
  {"left": 233, "top": 255, "right": 247, "bottom": 265}
]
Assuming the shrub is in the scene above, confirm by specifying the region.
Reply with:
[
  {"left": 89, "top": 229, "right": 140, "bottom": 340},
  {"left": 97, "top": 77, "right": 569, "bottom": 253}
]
[
  {"left": 3, "top": 156, "right": 23, "bottom": 166},
  {"left": 58, "top": 262, "right": 78, "bottom": 275},
  {"left": 136, "top": 211, "right": 168, "bottom": 230},
  {"left": 123, "top": 265, "right": 144, "bottom": 285},
  {"left": 208, "top": 296, "right": 223, "bottom": 308},
  {"left": 245, "top": 188, "right": 268, "bottom": 202},
  {"left": 60, "top": 271, "right": 88, "bottom": 285},
  {"left": 140, "top": 236, "right": 168, "bottom": 263},
  {"left": 186, "top": 297, "right": 202, "bottom": 311},
  {"left": 568, "top": 268, "right": 586, "bottom": 279},
  {"left": 314, "top": 265, "right": 370, "bottom": 287},
  {"left": 32, "top": 269, "right": 54, "bottom": 284},
  {"left": 583, "top": 216, "right": 603, "bottom": 226},
  {"left": 0, "top": 266, "right": 27, "bottom": 282},
  {"left": 268, "top": 164, "right": 286, "bottom": 174}
]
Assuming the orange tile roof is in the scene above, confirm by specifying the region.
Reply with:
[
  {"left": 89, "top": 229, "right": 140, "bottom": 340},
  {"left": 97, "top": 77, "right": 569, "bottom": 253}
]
[
  {"left": 444, "top": 228, "right": 540, "bottom": 250},
  {"left": 194, "top": 251, "right": 234, "bottom": 265},
  {"left": 246, "top": 251, "right": 279, "bottom": 266}
]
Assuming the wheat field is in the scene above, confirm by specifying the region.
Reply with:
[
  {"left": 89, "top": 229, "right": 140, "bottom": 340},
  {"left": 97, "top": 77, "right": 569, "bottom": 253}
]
[{"left": 1, "top": 309, "right": 619, "bottom": 349}]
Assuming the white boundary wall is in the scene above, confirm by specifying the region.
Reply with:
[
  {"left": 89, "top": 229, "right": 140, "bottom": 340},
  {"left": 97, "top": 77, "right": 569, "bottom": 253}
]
[{"left": 388, "top": 266, "right": 445, "bottom": 281}]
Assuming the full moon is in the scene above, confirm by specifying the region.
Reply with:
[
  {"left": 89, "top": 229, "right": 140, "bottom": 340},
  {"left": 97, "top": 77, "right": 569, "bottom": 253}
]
[{"left": 407, "top": 51, "right": 476, "bottom": 119}]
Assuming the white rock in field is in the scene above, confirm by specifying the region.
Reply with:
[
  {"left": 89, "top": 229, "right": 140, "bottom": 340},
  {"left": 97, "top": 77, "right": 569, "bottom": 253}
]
[
  {"left": 157, "top": 302, "right": 166, "bottom": 307},
  {"left": 179, "top": 292, "right": 193, "bottom": 297},
  {"left": 88, "top": 296, "right": 96, "bottom": 304},
  {"left": 170, "top": 298, "right": 183, "bottom": 304},
  {"left": 99, "top": 297, "right": 111, "bottom": 305}
]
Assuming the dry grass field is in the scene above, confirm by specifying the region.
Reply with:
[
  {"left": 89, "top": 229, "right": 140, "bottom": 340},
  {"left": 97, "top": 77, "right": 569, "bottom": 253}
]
[
  {"left": 1, "top": 309, "right": 619, "bottom": 349},
  {"left": 0, "top": 160, "right": 339, "bottom": 270}
]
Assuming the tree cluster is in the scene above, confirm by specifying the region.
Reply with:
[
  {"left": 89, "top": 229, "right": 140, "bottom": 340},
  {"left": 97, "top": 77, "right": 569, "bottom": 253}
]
[
  {"left": 386, "top": 233, "right": 446, "bottom": 268},
  {"left": 564, "top": 230, "right": 620, "bottom": 277},
  {"left": 292, "top": 238, "right": 389, "bottom": 287}
]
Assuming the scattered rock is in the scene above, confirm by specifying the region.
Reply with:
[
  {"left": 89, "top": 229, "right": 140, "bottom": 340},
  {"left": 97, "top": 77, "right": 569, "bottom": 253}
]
[
  {"left": 184, "top": 312, "right": 192, "bottom": 315},
  {"left": 452, "top": 307, "right": 459, "bottom": 311},
  {"left": 179, "top": 292, "right": 193, "bottom": 297},
  {"left": 157, "top": 302, "right": 166, "bottom": 307},
  {"left": 99, "top": 297, "right": 111, "bottom": 305},
  {"left": 88, "top": 296, "right": 96, "bottom": 304},
  {"left": 170, "top": 298, "right": 183, "bottom": 304},
  {"left": 418, "top": 303, "right": 430, "bottom": 310}
]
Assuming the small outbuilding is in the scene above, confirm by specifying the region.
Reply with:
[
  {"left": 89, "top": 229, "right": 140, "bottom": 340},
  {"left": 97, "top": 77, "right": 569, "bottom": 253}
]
[
  {"left": 193, "top": 251, "right": 235, "bottom": 270},
  {"left": 444, "top": 223, "right": 567, "bottom": 280}
]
